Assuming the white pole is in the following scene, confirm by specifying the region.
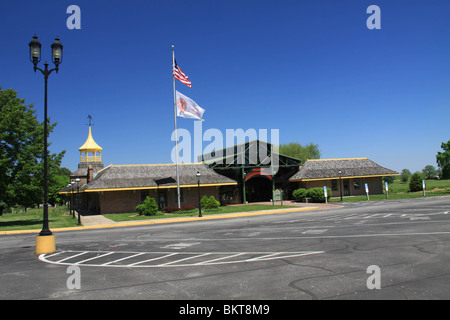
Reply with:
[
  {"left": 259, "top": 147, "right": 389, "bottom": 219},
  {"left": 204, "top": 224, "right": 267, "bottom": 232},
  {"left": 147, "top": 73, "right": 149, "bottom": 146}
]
[{"left": 172, "top": 45, "right": 181, "bottom": 208}]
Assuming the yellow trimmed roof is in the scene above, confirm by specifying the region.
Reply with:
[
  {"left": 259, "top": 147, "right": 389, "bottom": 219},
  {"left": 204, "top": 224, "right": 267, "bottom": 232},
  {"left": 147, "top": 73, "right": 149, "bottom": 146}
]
[{"left": 79, "top": 126, "right": 102, "bottom": 151}]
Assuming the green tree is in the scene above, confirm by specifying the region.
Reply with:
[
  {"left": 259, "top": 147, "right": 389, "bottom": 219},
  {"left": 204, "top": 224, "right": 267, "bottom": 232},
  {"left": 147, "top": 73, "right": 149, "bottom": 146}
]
[
  {"left": 383, "top": 176, "right": 395, "bottom": 184},
  {"left": 409, "top": 172, "right": 424, "bottom": 192},
  {"left": 436, "top": 140, "right": 450, "bottom": 179},
  {"left": 279, "top": 142, "right": 320, "bottom": 163},
  {"left": 0, "top": 87, "right": 65, "bottom": 211},
  {"left": 422, "top": 165, "right": 437, "bottom": 180},
  {"left": 400, "top": 169, "right": 411, "bottom": 183}
]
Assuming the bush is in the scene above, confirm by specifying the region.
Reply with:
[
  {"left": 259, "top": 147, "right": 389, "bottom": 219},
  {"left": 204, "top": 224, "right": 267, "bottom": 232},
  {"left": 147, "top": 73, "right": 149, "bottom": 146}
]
[
  {"left": 292, "top": 188, "right": 307, "bottom": 202},
  {"left": 135, "top": 196, "right": 158, "bottom": 216},
  {"left": 409, "top": 172, "right": 424, "bottom": 192},
  {"left": 306, "top": 187, "right": 331, "bottom": 203},
  {"left": 201, "top": 195, "right": 220, "bottom": 210}
]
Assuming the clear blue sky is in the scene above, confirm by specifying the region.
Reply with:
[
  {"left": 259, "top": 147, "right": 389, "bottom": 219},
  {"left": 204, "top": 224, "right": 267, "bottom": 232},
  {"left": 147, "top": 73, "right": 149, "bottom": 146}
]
[{"left": 1, "top": 0, "right": 449, "bottom": 174}]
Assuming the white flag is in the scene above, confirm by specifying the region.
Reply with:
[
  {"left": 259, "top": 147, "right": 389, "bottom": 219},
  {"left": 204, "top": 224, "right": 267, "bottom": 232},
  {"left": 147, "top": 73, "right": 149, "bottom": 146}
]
[{"left": 176, "top": 91, "right": 205, "bottom": 121}]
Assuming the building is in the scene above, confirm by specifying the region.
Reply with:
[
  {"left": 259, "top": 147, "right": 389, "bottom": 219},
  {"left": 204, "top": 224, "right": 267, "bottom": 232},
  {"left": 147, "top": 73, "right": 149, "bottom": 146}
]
[
  {"left": 288, "top": 158, "right": 398, "bottom": 197},
  {"left": 61, "top": 127, "right": 398, "bottom": 214},
  {"left": 74, "top": 162, "right": 237, "bottom": 214}
]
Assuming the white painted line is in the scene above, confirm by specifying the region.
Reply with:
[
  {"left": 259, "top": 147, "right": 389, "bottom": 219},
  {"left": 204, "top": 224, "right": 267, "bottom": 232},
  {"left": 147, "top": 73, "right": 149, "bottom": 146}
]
[
  {"left": 75, "top": 252, "right": 114, "bottom": 265},
  {"left": 193, "top": 253, "right": 246, "bottom": 265},
  {"left": 159, "top": 253, "right": 211, "bottom": 266},
  {"left": 127, "top": 253, "right": 178, "bottom": 266},
  {"left": 364, "top": 214, "right": 379, "bottom": 219},
  {"left": 101, "top": 252, "right": 145, "bottom": 266},
  {"left": 56, "top": 251, "right": 89, "bottom": 263},
  {"left": 245, "top": 253, "right": 280, "bottom": 261}
]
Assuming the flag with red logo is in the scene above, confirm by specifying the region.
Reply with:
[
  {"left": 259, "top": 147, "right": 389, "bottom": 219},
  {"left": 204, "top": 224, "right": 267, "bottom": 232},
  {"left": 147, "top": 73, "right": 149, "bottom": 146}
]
[{"left": 176, "top": 90, "right": 205, "bottom": 121}]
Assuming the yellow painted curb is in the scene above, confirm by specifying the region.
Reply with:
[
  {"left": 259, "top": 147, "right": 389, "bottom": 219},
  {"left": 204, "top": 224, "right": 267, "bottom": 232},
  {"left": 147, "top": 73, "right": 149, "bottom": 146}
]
[{"left": 35, "top": 235, "right": 56, "bottom": 254}]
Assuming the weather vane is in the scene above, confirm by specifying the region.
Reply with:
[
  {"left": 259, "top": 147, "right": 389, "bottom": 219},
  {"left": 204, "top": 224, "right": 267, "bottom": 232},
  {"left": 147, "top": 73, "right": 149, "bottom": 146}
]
[{"left": 87, "top": 114, "right": 93, "bottom": 126}]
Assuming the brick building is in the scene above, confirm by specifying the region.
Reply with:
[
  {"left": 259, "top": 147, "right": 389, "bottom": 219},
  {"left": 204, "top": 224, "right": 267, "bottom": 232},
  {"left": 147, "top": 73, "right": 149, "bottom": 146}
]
[{"left": 288, "top": 158, "right": 398, "bottom": 197}]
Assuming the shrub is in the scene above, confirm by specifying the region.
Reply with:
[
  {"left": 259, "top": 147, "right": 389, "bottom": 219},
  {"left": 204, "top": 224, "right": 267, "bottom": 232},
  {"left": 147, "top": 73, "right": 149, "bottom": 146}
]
[
  {"left": 292, "top": 188, "right": 307, "bottom": 202},
  {"left": 306, "top": 187, "right": 331, "bottom": 203},
  {"left": 201, "top": 195, "right": 220, "bottom": 210},
  {"left": 409, "top": 172, "right": 424, "bottom": 192},
  {"left": 135, "top": 196, "right": 158, "bottom": 216}
]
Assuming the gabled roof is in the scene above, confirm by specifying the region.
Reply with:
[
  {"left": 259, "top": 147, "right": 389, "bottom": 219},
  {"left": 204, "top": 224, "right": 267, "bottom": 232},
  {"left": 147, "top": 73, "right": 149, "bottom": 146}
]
[
  {"left": 200, "top": 139, "right": 301, "bottom": 169},
  {"left": 289, "top": 158, "right": 398, "bottom": 181},
  {"left": 77, "top": 163, "right": 237, "bottom": 192}
]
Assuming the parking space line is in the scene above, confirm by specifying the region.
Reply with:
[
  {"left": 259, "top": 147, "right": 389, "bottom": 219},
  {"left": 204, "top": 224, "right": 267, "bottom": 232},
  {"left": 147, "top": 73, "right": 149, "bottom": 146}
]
[
  {"left": 56, "top": 251, "right": 89, "bottom": 263},
  {"left": 101, "top": 252, "right": 145, "bottom": 266},
  {"left": 127, "top": 253, "right": 178, "bottom": 266},
  {"left": 159, "top": 253, "right": 211, "bottom": 266},
  {"left": 193, "top": 253, "right": 246, "bottom": 265},
  {"left": 75, "top": 252, "right": 114, "bottom": 265}
]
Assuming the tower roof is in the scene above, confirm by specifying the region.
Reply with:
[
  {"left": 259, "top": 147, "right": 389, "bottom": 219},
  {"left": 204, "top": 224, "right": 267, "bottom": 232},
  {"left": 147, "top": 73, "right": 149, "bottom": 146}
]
[{"left": 79, "top": 125, "right": 102, "bottom": 152}]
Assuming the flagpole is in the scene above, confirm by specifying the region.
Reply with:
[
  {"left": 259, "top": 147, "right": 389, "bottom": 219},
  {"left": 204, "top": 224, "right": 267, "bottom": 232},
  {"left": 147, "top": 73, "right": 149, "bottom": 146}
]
[{"left": 172, "top": 45, "right": 181, "bottom": 208}]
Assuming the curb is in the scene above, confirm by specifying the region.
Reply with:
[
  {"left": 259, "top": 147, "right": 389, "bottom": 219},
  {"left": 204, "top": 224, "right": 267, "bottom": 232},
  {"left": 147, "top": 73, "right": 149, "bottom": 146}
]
[{"left": 0, "top": 206, "right": 324, "bottom": 235}]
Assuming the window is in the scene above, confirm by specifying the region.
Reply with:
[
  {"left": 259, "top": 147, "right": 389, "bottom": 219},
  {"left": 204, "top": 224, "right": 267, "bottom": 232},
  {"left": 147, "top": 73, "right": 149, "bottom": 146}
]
[
  {"left": 332, "top": 180, "right": 338, "bottom": 191},
  {"left": 140, "top": 190, "right": 150, "bottom": 203},
  {"left": 353, "top": 179, "right": 360, "bottom": 189}
]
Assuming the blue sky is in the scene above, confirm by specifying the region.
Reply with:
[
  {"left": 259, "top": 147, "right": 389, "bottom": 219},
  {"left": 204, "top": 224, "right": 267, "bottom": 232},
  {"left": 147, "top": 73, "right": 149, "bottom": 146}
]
[{"left": 1, "top": 0, "right": 449, "bottom": 174}]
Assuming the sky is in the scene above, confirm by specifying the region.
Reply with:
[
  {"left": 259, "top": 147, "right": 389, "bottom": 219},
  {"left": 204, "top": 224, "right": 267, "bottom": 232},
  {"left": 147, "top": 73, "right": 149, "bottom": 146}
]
[{"left": 1, "top": 0, "right": 449, "bottom": 174}]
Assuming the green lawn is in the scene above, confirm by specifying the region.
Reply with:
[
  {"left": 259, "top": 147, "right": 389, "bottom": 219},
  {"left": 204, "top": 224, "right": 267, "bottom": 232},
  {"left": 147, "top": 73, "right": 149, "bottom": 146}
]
[
  {"left": 104, "top": 204, "right": 296, "bottom": 222},
  {"left": 0, "top": 206, "right": 79, "bottom": 231},
  {"left": 329, "top": 179, "right": 450, "bottom": 203}
]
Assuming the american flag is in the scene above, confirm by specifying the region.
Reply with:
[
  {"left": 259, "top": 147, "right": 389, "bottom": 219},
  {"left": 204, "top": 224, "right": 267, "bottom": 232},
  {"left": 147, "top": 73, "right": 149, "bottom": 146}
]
[{"left": 173, "top": 59, "right": 192, "bottom": 88}]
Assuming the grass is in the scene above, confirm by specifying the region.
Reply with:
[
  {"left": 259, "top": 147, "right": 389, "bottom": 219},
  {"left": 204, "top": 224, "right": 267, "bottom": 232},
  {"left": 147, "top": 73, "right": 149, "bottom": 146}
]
[
  {"left": 0, "top": 206, "right": 79, "bottom": 232},
  {"left": 104, "top": 204, "right": 296, "bottom": 222},
  {"left": 329, "top": 179, "right": 450, "bottom": 203}
]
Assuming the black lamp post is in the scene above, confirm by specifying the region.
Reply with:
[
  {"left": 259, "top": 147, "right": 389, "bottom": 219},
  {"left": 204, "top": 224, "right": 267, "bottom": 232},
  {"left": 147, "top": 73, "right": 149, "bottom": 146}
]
[
  {"left": 67, "top": 183, "right": 72, "bottom": 214},
  {"left": 196, "top": 171, "right": 202, "bottom": 217},
  {"left": 75, "top": 178, "right": 81, "bottom": 225},
  {"left": 29, "top": 35, "right": 63, "bottom": 237},
  {"left": 338, "top": 170, "right": 343, "bottom": 202}
]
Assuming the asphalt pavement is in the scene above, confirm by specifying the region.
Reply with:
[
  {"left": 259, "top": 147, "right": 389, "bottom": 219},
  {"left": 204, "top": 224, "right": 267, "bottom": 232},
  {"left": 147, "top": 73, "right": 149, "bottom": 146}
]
[{"left": 1, "top": 196, "right": 449, "bottom": 303}]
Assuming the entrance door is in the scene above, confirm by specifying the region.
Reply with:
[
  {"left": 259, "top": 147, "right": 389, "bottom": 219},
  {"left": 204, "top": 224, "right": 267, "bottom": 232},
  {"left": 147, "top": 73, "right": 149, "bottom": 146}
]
[
  {"left": 158, "top": 190, "right": 167, "bottom": 210},
  {"left": 245, "top": 176, "right": 272, "bottom": 202}
]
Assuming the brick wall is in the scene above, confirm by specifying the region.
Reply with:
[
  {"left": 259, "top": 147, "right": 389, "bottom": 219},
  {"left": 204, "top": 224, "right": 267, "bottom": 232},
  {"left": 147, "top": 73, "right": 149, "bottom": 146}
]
[{"left": 97, "top": 186, "right": 221, "bottom": 214}]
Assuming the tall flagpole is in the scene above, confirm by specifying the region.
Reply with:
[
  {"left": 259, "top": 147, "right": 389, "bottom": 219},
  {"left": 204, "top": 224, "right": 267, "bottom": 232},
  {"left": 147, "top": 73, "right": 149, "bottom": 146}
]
[{"left": 172, "top": 45, "right": 181, "bottom": 208}]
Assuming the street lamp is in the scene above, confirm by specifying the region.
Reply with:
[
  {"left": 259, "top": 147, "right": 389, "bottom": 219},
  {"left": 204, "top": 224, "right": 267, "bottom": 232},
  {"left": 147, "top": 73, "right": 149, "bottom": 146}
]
[
  {"left": 67, "top": 183, "right": 72, "bottom": 214},
  {"left": 29, "top": 35, "right": 63, "bottom": 238},
  {"left": 338, "top": 170, "right": 343, "bottom": 202},
  {"left": 75, "top": 178, "right": 81, "bottom": 225},
  {"left": 70, "top": 182, "right": 75, "bottom": 218},
  {"left": 196, "top": 171, "right": 202, "bottom": 217}
]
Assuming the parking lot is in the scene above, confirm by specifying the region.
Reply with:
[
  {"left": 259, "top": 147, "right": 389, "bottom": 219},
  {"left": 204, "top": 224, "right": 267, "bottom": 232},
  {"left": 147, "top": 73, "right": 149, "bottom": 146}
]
[{"left": 1, "top": 196, "right": 449, "bottom": 301}]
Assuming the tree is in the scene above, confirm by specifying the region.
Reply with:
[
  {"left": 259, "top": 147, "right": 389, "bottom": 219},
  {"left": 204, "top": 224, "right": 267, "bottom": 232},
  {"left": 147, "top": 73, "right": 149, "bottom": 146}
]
[
  {"left": 0, "top": 87, "right": 65, "bottom": 211},
  {"left": 422, "top": 165, "right": 437, "bottom": 180},
  {"left": 279, "top": 142, "right": 320, "bottom": 163},
  {"left": 383, "top": 176, "right": 395, "bottom": 184},
  {"left": 436, "top": 140, "right": 450, "bottom": 179},
  {"left": 400, "top": 169, "right": 411, "bottom": 183},
  {"left": 409, "top": 172, "right": 423, "bottom": 192}
]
